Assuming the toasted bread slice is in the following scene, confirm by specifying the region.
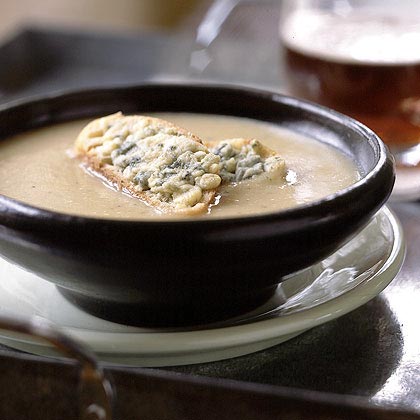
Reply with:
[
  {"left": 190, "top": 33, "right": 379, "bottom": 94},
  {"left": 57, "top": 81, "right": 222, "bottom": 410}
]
[
  {"left": 75, "top": 113, "right": 222, "bottom": 215},
  {"left": 208, "top": 138, "right": 286, "bottom": 184}
]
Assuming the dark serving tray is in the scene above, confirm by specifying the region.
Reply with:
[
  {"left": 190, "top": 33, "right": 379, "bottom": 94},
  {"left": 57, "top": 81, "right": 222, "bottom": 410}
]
[{"left": 0, "top": 349, "right": 418, "bottom": 420}]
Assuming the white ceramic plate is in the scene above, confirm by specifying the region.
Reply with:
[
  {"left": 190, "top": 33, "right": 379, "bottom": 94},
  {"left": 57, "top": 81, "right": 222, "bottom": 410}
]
[{"left": 0, "top": 207, "right": 404, "bottom": 367}]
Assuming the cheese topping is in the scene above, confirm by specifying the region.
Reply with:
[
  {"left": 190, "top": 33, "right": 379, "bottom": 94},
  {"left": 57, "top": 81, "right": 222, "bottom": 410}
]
[
  {"left": 76, "top": 114, "right": 287, "bottom": 213},
  {"left": 79, "top": 113, "right": 222, "bottom": 209},
  {"left": 211, "top": 138, "right": 286, "bottom": 183}
]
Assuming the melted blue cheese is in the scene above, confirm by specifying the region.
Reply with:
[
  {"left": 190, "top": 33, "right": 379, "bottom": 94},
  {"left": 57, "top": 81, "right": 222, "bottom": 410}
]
[
  {"left": 211, "top": 138, "right": 286, "bottom": 183},
  {"left": 78, "top": 115, "right": 287, "bottom": 211},
  {"left": 86, "top": 115, "right": 222, "bottom": 208}
]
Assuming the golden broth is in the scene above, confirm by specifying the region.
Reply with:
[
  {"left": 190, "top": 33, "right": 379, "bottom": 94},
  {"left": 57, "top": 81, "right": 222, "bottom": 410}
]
[{"left": 0, "top": 113, "right": 359, "bottom": 219}]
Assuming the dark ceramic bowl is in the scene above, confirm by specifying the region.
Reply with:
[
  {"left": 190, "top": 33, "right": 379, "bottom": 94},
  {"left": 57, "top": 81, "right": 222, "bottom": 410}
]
[{"left": 0, "top": 85, "right": 394, "bottom": 327}]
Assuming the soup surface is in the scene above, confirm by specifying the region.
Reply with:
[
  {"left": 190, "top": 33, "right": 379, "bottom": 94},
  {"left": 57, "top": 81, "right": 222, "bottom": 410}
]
[{"left": 0, "top": 113, "right": 359, "bottom": 219}]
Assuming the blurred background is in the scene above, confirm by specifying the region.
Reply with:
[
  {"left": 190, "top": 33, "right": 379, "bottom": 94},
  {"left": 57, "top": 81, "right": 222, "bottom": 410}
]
[
  {"left": 0, "top": 0, "right": 211, "bottom": 38},
  {"left": 0, "top": 0, "right": 282, "bottom": 103}
]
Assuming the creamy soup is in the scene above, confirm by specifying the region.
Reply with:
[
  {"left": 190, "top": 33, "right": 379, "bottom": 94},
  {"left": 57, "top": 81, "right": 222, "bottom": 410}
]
[{"left": 0, "top": 113, "right": 359, "bottom": 219}]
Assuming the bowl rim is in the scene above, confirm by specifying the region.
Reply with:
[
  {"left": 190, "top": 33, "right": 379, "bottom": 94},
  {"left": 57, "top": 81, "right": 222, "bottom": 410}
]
[{"left": 0, "top": 82, "right": 394, "bottom": 227}]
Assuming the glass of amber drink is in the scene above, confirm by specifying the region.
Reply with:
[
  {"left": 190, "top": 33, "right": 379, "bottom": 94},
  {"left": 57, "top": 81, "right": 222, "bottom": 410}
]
[{"left": 280, "top": 0, "right": 420, "bottom": 199}]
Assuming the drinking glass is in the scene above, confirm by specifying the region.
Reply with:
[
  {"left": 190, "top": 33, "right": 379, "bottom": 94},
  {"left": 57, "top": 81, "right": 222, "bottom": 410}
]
[{"left": 280, "top": 0, "right": 420, "bottom": 199}]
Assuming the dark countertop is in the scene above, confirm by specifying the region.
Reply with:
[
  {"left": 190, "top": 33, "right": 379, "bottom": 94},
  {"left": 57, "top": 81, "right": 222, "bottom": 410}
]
[{"left": 0, "top": 15, "right": 419, "bottom": 418}]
